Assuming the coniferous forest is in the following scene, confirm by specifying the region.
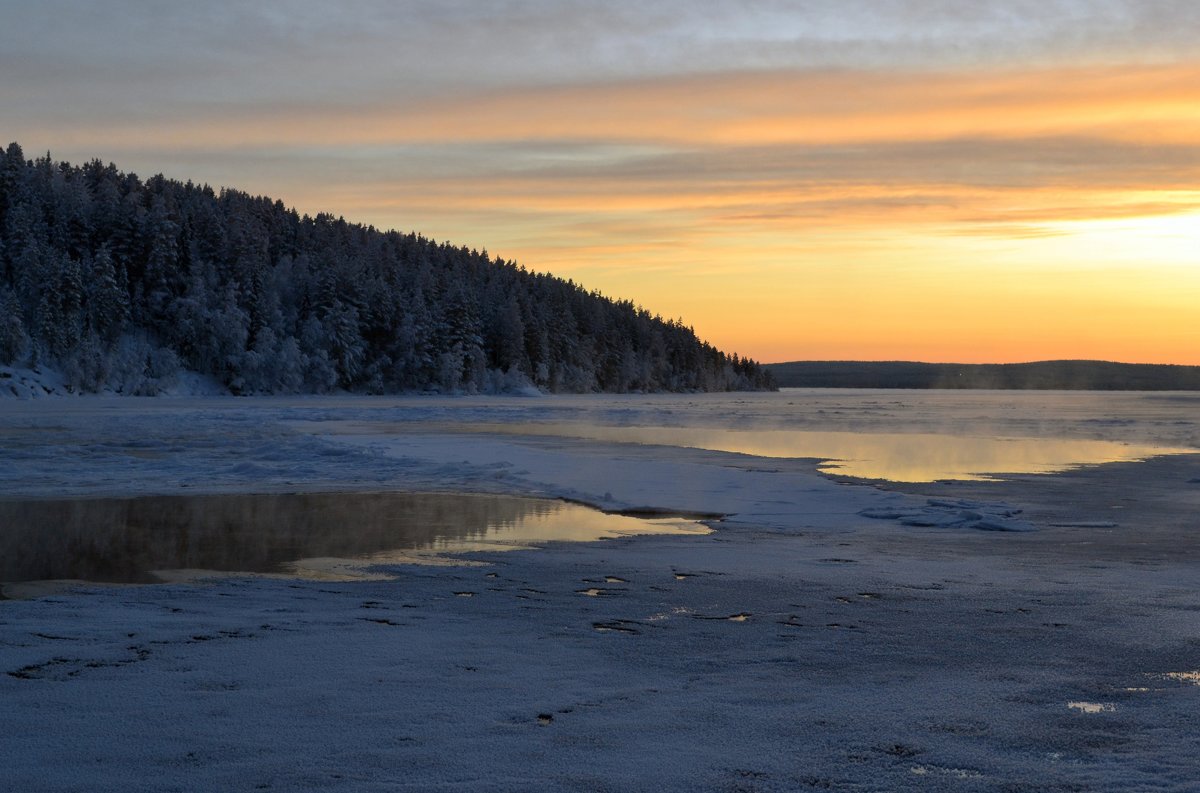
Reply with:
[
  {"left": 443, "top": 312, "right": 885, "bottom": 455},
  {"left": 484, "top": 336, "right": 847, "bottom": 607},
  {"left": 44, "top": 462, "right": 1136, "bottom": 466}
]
[{"left": 0, "top": 143, "right": 774, "bottom": 395}]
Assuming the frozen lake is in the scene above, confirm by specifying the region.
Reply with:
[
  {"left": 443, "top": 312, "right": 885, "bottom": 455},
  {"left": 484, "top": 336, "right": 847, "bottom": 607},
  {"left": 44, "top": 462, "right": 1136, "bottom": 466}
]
[
  {"left": 311, "top": 388, "right": 1200, "bottom": 481},
  {"left": 4, "top": 388, "right": 1200, "bottom": 495},
  {"left": 3, "top": 389, "right": 1200, "bottom": 791}
]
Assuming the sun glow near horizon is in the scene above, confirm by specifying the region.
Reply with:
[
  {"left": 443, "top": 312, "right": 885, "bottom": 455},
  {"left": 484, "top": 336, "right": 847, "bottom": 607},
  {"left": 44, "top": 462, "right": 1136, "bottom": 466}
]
[{"left": 4, "top": 2, "right": 1199, "bottom": 365}]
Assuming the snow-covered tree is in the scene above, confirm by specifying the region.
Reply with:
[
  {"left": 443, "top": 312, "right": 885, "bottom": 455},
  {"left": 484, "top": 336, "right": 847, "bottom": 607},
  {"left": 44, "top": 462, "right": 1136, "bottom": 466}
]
[
  {"left": 0, "top": 142, "right": 776, "bottom": 394},
  {"left": 0, "top": 286, "right": 28, "bottom": 363}
]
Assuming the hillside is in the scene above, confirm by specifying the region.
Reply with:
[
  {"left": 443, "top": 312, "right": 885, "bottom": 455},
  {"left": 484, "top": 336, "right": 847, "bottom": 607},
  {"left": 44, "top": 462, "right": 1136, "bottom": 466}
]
[
  {"left": 766, "top": 360, "right": 1200, "bottom": 390},
  {"left": 0, "top": 143, "right": 773, "bottom": 395}
]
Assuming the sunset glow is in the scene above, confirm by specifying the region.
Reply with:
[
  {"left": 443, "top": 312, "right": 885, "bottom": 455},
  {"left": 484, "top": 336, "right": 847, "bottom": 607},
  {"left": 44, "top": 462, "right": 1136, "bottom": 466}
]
[{"left": 6, "top": 1, "right": 1198, "bottom": 363}]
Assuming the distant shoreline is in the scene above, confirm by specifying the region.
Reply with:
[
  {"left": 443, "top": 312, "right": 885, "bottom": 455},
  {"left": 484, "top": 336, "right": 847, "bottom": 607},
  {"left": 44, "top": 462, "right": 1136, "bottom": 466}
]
[{"left": 765, "top": 360, "right": 1200, "bottom": 390}]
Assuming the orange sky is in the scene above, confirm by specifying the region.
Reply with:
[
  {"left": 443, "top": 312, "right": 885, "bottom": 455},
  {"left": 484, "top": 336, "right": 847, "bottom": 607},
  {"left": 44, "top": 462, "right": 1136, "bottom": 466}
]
[{"left": 5, "top": 3, "right": 1199, "bottom": 363}]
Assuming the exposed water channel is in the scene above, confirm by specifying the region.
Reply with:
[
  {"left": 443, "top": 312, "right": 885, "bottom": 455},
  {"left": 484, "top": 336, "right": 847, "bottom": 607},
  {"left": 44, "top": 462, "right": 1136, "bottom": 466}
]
[
  {"left": 394, "top": 422, "right": 1198, "bottom": 483},
  {"left": 0, "top": 492, "right": 709, "bottom": 595}
]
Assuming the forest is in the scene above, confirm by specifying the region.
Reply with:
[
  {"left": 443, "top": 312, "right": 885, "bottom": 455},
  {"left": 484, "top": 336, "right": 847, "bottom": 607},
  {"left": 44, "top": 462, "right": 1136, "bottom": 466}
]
[{"left": 0, "top": 143, "right": 773, "bottom": 395}]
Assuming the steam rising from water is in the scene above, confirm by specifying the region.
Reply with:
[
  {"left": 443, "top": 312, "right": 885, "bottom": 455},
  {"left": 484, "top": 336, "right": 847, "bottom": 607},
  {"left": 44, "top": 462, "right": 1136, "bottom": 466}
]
[{"left": 426, "top": 422, "right": 1195, "bottom": 483}]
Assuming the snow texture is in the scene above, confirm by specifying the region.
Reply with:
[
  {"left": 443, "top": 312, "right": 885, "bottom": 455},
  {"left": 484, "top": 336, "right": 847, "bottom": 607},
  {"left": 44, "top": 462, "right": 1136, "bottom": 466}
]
[
  {"left": 860, "top": 499, "right": 1033, "bottom": 531},
  {"left": 2, "top": 390, "right": 1200, "bottom": 792}
]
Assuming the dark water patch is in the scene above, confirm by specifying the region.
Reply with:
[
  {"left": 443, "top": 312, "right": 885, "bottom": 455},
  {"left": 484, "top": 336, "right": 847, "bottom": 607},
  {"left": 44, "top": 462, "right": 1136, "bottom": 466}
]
[
  {"left": 592, "top": 620, "right": 641, "bottom": 634},
  {"left": 610, "top": 506, "right": 726, "bottom": 520},
  {"left": 693, "top": 612, "right": 752, "bottom": 622},
  {"left": 0, "top": 491, "right": 708, "bottom": 593}
]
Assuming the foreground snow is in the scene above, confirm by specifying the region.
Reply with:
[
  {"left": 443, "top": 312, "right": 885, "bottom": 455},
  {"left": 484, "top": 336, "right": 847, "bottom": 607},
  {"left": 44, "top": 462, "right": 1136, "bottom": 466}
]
[{"left": 2, "top": 392, "right": 1200, "bottom": 791}]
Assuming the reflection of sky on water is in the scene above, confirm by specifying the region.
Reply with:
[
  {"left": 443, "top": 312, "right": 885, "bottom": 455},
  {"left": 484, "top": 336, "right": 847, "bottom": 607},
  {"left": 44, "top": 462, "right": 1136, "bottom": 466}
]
[
  {"left": 455, "top": 423, "right": 1196, "bottom": 483},
  {"left": 0, "top": 493, "right": 708, "bottom": 590}
]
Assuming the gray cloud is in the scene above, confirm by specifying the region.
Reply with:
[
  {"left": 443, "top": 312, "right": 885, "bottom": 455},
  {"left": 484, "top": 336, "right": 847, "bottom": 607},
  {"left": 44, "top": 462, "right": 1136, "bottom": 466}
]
[
  {"left": 75, "top": 135, "right": 1197, "bottom": 251},
  {"left": 5, "top": 0, "right": 1198, "bottom": 239},
  {"left": 4, "top": 0, "right": 1198, "bottom": 124},
  {"left": 75, "top": 134, "right": 1200, "bottom": 193},
  {"left": 436, "top": 136, "right": 1200, "bottom": 193}
]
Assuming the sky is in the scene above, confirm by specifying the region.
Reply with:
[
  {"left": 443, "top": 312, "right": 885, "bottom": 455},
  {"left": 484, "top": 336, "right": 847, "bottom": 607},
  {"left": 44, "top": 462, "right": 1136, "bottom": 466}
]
[{"left": 4, "top": 0, "right": 1199, "bottom": 364}]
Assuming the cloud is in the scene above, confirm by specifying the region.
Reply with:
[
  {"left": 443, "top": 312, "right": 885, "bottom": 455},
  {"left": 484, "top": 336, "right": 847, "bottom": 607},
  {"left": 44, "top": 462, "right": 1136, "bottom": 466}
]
[
  {"left": 11, "top": 57, "right": 1197, "bottom": 256},
  {"left": 5, "top": 1, "right": 1200, "bottom": 118},
  {"left": 13, "top": 61, "right": 1197, "bottom": 156},
  {"left": 206, "top": 135, "right": 1200, "bottom": 233}
]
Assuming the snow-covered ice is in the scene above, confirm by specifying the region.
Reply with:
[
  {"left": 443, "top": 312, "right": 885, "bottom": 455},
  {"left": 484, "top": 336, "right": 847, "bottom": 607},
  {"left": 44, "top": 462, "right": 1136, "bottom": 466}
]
[{"left": 3, "top": 390, "right": 1200, "bottom": 791}]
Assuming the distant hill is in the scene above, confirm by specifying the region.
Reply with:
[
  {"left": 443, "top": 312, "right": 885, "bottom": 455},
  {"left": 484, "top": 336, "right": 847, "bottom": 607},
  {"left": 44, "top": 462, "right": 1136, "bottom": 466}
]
[
  {"left": 765, "top": 360, "right": 1200, "bottom": 390},
  {"left": 0, "top": 143, "right": 773, "bottom": 395}
]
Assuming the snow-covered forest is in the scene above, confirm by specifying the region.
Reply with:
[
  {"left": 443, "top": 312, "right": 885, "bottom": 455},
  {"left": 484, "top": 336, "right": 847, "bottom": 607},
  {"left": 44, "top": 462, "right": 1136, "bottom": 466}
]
[{"left": 0, "top": 143, "right": 774, "bottom": 395}]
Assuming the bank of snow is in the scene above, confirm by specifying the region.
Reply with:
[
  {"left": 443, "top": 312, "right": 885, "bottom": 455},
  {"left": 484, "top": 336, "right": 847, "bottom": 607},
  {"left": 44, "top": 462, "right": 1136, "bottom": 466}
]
[
  {"left": 0, "top": 364, "right": 73, "bottom": 398},
  {"left": 0, "top": 363, "right": 228, "bottom": 399}
]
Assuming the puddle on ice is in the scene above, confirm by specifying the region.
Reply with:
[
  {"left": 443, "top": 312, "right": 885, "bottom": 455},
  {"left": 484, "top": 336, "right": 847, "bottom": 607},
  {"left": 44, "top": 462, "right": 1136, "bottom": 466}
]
[
  {"left": 0, "top": 492, "right": 709, "bottom": 594},
  {"left": 434, "top": 423, "right": 1194, "bottom": 483}
]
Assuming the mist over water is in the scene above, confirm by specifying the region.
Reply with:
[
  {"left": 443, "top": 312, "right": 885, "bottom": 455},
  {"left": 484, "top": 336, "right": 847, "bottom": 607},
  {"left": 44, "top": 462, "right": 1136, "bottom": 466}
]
[
  {"left": 434, "top": 423, "right": 1192, "bottom": 482},
  {"left": 394, "top": 389, "right": 1200, "bottom": 483}
]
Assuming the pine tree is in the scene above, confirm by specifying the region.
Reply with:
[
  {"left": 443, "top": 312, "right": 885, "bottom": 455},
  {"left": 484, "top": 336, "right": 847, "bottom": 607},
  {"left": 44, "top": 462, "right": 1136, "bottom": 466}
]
[
  {"left": 0, "top": 286, "right": 28, "bottom": 364},
  {"left": 86, "top": 246, "right": 129, "bottom": 343},
  {"left": 0, "top": 143, "right": 776, "bottom": 395}
]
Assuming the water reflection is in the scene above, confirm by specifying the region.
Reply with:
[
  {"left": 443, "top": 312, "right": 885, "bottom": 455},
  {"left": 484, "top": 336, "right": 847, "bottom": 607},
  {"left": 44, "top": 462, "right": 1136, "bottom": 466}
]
[
  {"left": 0, "top": 492, "right": 708, "bottom": 590},
  {"left": 450, "top": 423, "right": 1194, "bottom": 482}
]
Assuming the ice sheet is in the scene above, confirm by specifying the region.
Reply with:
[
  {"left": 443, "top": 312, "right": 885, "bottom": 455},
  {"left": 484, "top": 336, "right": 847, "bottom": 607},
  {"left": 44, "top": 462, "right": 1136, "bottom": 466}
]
[{"left": 2, "top": 391, "right": 1199, "bottom": 791}]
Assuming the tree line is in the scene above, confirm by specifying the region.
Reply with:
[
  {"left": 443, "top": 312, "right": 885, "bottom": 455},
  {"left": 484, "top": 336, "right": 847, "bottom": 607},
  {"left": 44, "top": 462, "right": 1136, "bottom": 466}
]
[
  {"left": 0, "top": 143, "right": 774, "bottom": 395},
  {"left": 766, "top": 360, "right": 1200, "bottom": 390}
]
